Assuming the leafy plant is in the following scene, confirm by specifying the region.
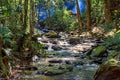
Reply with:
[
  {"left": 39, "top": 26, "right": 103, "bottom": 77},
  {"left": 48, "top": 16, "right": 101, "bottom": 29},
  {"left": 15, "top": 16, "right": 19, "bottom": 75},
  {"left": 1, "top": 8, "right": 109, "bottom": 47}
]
[
  {"left": 104, "top": 31, "right": 120, "bottom": 51},
  {"left": 98, "top": 22, "right": 116, "bottom": 32},
  {"left": 45, "top": 9, "right": 77, "bottom": 32},
  {"left": 91, "top": 0, "right": 104, "bottom": 24},
  {"left": 22, "top": 39, "right": 45, "bottom": 58},
  {"left": 0, "top": 26, "right": 12, "bottom": 48}
]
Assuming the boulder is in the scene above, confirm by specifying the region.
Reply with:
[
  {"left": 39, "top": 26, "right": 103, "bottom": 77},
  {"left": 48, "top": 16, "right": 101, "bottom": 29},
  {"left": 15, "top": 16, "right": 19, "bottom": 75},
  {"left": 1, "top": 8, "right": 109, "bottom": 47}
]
[
  {"left": 94, "top": 59, "right": 120, "bottom": 80},
  {"left": 69, "top": 37, "right": 81, "bottom": 45},
  {"left": 44, "top": 31, "right": 60, "bottom": 38},
  {"left": 91, "top": 46, "right": 107, "bottom": 58},
  {"left": 48, "top": 59, "right": 62, "bottom": 63},
  {"left": 52, "top": 45, "right": 62, "bottom": 51},
  {"left": 58, "top": 64, "right": 73, "bottom": 72},
  {"left": 44, "top": 67, "right": 66, "bottom": 76},
  {"left": 18, "top": 66, "right": 38, "bottom": 71}
]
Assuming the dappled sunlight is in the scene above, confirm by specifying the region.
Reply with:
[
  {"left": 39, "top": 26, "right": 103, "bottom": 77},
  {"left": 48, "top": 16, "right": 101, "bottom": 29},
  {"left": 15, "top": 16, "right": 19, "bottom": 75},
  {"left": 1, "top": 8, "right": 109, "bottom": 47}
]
[{"left": 0, "top": 0, "right": 120, "bottom": 79}]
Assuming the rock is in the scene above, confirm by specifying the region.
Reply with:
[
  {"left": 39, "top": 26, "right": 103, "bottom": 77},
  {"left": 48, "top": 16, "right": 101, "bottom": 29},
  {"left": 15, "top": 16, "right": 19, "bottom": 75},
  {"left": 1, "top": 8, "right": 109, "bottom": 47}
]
[
  {"left": 73, "top": 60, "right": 84, "bottom": 66},
  {"left": 66, "top": 66, "right": 73, "bottom": 71},
  {"left": 44, "top": 31, "right": 60, "bottom": 38},
  {"left": 44, "top": 67, "right": 65, "bottom": 76},
  {"left": 69, "top": 37, "right": 81, "bottom": 45},
  {"left": 91, "top": 27, "right": 104, "bottom": 38},
  {"left": 41, "top": 40, "right": 48, "bottom": 43},
  {"left": 52, "top": 45, "right": 62, "bottom": 51},
  {"left": 43, "top": 45, "right": 49, "bottom": 49},
  {"left": 65, "top": 60, "right": 71, "bottom": 64},
  {"left": 91, "top": 46, "right": 107, "bottom": 57},
  {"left": 51, "top": 40, "right": 57, "bottom": 44},
  {"left": 32, "top": 55, "right": 39, "bottom": 62},
  {"left": 48, "top": 59, "right": 62, "bottom": 63},
  {"left": 58, "top": 64, "right": 73, "bottom": 72},
  {"left": 94, "top": 59, "right": 120, "bottom": 80},
  {"left": 47, "top": 55, "right": 54, "bottom": 58},
  {"left": 18, "top": 66, "right": 38, "bottom": 71},
  {"left": 35, "top": 71, "right": 45, "bottom": 75}
]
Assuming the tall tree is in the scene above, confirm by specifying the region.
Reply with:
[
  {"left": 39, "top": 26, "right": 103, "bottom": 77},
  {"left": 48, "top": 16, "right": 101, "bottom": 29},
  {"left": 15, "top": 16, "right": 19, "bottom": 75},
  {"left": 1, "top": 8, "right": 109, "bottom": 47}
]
[
  {"left": 76, "top": 0, "right": 83, "bottom": 34},
  {"left": 103, "top": 0, "right": 112, "bottom": 23},
  {"left": 19, "top": 0, "right": 24, "bottom": 25},
  {"left": 86, "top": 0, "right": 91, "bottom": 30},
  {"left": 30, "top": 0, "right": 35, "bottom": 36},
  {"left": 23, "top": 0, "right": 29, "bottom": 29}
]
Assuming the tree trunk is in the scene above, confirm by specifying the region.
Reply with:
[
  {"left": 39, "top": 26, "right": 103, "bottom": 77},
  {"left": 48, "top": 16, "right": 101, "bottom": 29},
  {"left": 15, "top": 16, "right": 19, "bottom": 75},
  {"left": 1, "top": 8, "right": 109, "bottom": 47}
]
[
  {"left": 38, "top": 4, "right": 41, "bottom": 22},
  {"left": 47, "top": 6, "right": 51, "bottom": 28},
  {"left": 23, "top": 0, "right": 29, "bottom": 29},
  {"left": 17, "top": 0, "right": 29, "bottom": 52},
  {"left": 103, "top": 0, "right": 112, "bottom": 23},
  {"left": 19, "top": 0, "right": 23, "bottom": 25},
  {"left": 0, "top": 35, "right": 9, "bottom": 79},
  {"left": 30, "top": 0, "right": 35, "bottom": 36},
  {"left": 76, "top": 0, "right": 83, "bottom": 35},
  {"left": 86, "top": 0, "right": 91, "bottom": 30}
]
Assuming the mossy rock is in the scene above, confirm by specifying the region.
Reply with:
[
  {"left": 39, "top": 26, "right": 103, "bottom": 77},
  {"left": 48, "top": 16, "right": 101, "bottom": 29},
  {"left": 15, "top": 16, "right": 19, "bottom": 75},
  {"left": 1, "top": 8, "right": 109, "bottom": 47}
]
[
  {"left": 44, "top": 31, "right": 60, "bottom": 38},
  {"left": 94, "top": 59, "right": 120, "bottom": 80},
  {"left": 114, "top": 53, "right": 120, "bottom": 61},
  {"left": 91, "top": 46, "right": 106, "bottom": 57},
  {"left": 44, "top": 67, "right": 66, "bottom": 76},
  {"left": 58, "top": 64, "right": 73, "bottom": 71},
  {"left": 108, "top": 51, "right": 119, "bottom": 59},
  {"left": 69, "top": 37, "right": 80, "bottom": 44}
]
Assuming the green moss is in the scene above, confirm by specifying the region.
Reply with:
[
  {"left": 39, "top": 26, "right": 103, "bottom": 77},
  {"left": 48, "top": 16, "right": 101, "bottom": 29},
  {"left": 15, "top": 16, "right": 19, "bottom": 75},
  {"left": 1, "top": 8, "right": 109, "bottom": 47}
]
[
  {"left": 91, "top": 46, "right": 106, "bottom": 57},
  {"left": 69, "top": 37, "right": 80, "bottom": 44},
  {"left": 45, "top": 31, "right": 59, "bottom": 38}
]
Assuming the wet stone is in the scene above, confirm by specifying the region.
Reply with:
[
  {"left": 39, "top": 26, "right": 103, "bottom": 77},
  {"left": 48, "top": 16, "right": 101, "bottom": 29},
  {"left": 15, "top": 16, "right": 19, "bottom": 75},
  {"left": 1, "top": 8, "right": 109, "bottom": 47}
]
[
  {"left": 35, "top": 71, "right": 45, "bottom": 75},
  {"left": 18, "top": 66, "right": 38, "bottom": 71},
  {"left": 48, "top": 59, "right": 62, "bottom": 63}
]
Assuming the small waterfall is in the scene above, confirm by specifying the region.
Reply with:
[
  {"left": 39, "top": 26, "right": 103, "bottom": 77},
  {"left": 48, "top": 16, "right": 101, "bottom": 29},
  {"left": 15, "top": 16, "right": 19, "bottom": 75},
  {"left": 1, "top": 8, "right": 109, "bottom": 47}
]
[
  {"left": 47, "top": 41, "right": 53, "bottom": 51},
  {"left": 58, "top": 40, "right": 70, "bottom": 46}
]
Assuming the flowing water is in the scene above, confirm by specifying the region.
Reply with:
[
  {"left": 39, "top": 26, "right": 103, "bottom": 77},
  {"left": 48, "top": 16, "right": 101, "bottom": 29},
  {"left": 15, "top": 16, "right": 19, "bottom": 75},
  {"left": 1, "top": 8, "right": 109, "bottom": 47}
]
[
  {"left": 20, "top": 34, "right": 99, "bottom": 80},
  {"left": 21, "top": 50, "right": 98, "bottom": 80}
]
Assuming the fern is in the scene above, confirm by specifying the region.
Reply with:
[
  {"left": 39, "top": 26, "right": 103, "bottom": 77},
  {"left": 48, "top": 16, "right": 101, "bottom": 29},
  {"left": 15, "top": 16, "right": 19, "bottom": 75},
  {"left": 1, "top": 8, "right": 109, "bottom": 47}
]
[
  {"left": 0, "top": 26, "right": 12, "bottom": 47},
  {"left": 104, "top": 31, "right": 120, "bottom": 51}
]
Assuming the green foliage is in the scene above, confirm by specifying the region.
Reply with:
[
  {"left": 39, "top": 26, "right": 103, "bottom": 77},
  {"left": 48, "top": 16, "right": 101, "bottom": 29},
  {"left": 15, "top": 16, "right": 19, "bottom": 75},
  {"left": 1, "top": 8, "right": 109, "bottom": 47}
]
[
  {"left": 23, "top": 39, "right": 45, "bottom": 55},
  {"left": 0, "top": 26, "right": 12, "bottom": 47},
  {"left": 45, "top": 9, "right": 77, "bottom": 31},
  {"left": 68, "top": 20, "right": 78, "bottom": 31},
  {"left": 104, "top": 31, "right": 120, "bottom": 50},
  {"left": 91, "top": 0, "right": 104, "bottom": 23},
  {"left": 98, "top": 22, "right": 116, "bottom": 32}
]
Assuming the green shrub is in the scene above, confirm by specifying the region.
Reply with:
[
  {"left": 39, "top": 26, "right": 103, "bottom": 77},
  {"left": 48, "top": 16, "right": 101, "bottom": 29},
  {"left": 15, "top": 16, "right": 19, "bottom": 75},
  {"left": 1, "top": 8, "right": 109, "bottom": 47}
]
[
  {"left": 104, "top": 30, "right": 120, "bottom": 51},
  {"left": 45, "top": 9, "right": 77, "bottom": 32},
  {"left": 98, "top": 22, "right": 116, "bottom": 32},
  {"left": 23, "top": 39, "right": 45, "bottom": 56},
  {"left": 0, "top": 26, "right": 12, "bottom": 47}
]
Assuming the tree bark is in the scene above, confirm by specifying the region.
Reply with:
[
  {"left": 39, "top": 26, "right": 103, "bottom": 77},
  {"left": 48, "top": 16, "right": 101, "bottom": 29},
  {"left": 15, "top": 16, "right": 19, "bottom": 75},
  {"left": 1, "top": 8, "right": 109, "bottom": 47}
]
[
  {"left": 86, "top": 0, "right": 91, "bottom": 30},
  {"left": 0, "top": 35, "right": 9, "bottom": 79},
  {"left": 23, "top": 0, "right": 29, "bottom": 29},
  {"left": 19, "top": 0, "right": 24, "bottom": 25},
  {"left": 30, "top": 0, "right": 35, "bottom": 36},
  {"left": 103, "top": 0, "right": 112, "bottom": 23},
  {"left": 76, "top": 0, "right": 83, "bottom": 35}
]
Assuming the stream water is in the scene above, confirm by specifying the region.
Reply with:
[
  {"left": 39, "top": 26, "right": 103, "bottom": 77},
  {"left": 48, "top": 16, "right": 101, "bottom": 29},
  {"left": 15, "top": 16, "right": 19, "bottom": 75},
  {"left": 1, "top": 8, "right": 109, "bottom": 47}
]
[
  {"left": 20, "top": 34, "right": 99, "bottom": 80},
  {"left": 21, "top": 53, "right": 98, "bottom": 80}
]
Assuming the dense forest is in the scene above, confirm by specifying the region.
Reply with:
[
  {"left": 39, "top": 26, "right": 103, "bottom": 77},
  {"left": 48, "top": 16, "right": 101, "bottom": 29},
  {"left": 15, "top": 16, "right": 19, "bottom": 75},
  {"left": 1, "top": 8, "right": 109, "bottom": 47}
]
[{"left": 0, "top": 0, "right": 120, "bottom": 80}]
